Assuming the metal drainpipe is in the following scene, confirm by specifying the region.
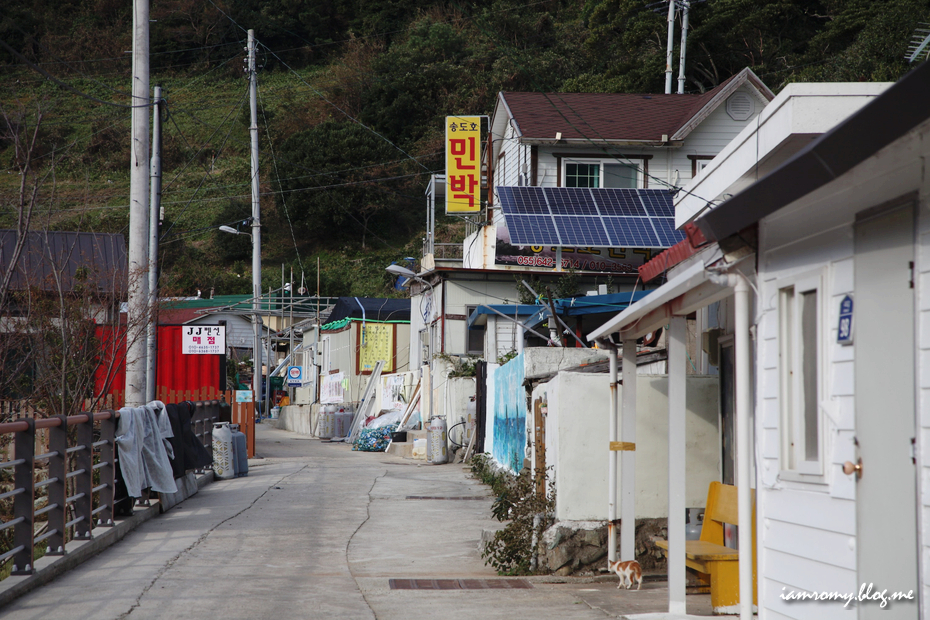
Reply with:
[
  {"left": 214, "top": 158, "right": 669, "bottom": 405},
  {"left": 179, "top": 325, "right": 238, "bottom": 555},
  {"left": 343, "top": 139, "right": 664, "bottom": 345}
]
[
  {"left": 602, "top": 340, "right": 620, "bottom": 562},
  {"left": 440, "top": 278, "right": 446, "bottom": 354},
  {"left": 733, "top": 274, "right": 753, "bottom": 620}
]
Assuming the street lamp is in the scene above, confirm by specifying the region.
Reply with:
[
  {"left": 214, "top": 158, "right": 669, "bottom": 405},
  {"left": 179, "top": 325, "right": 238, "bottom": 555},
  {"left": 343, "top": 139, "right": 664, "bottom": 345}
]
[
  {"left": 219, "top": 224, "right": 252, "bottom": 239},
  {"left": 220, "top": 222, "right": 262, "bottom": 418},
  {"left": 386, "top": 264, "right": 435, "bottom": 428}
]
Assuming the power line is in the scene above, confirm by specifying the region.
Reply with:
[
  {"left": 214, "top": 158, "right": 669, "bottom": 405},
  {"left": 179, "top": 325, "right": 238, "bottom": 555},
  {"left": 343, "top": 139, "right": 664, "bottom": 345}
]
[{"left": 160, "top": 87, "right": 251, "bottom": 240}]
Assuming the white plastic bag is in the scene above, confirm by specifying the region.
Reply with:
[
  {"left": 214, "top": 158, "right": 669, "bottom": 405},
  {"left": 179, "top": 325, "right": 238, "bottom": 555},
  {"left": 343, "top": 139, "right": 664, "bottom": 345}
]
[{"left": 367, "top": 409, "right": 404, "bottom": 429}]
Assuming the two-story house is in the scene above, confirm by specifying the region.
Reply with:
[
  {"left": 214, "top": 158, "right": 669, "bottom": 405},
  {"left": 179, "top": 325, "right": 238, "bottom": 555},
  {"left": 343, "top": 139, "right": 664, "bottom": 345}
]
[{"left": 407, "top": 68, "right": 774, "bottom": 372}]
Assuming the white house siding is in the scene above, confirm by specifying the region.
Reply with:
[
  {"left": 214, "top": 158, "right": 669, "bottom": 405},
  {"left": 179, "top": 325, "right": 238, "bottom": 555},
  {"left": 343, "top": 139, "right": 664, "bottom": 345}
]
[
  {"left": 757, "top": 221, "right": 857, "bottom": 620},
  {"left": 495, "top": 318, "right": 518, "bottom": 357},
  {"left": 443, "top": 279, "right": 523, "bottom": 355},
  {"left": 319, "top": 322, "right": 412, "bottom": 406},
  {"left": 496, "top": 122, "right": 526, "bottom": 187},
  {"left": 917, "top": 134, "right": 930, "bottom": 616},
  {"left": 756, "top": 118, "right": 930, "bottom": 618},
  {"left": 671, "top": 85, "right": 768, "bottom": 189}
]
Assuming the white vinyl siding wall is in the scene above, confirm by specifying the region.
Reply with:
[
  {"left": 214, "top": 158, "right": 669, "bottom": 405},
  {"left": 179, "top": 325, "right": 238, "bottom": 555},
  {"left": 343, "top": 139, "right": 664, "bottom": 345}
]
[
  {"left": 756, "top": 118, "right": 930, "bottom": 618},
  {"left": 757, "top": 221, "right": 857, "bottom": 620}
]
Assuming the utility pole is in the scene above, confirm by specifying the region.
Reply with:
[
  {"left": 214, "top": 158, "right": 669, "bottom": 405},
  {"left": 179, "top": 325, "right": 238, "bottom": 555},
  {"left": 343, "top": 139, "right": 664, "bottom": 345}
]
[
  {"left": 664, "top": 0, "right": 676, "bottom": 94},
  {"left": 126, "top": 0, "right": 151, "bottom": 407},
  {"left": 247, "top": 30, "right": 263, "bottom": 415},
  {"left": 677, "top": 1, "right": 690, "bottom": 94},
  {"left": 145, "top": 85, "right": 163, "bottom": 402}
]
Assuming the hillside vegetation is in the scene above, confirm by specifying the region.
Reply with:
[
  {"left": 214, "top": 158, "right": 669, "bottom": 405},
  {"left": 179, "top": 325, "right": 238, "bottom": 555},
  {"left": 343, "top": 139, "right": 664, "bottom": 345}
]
[{"left": 0, "top": 0, "right": 926, "bottom": 297}]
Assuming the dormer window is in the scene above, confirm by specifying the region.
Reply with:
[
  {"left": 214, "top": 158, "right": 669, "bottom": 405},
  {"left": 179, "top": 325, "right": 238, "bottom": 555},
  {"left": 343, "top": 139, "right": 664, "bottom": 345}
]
[{"left": 561, "top": 158, "right": 644, "bottom": 189}]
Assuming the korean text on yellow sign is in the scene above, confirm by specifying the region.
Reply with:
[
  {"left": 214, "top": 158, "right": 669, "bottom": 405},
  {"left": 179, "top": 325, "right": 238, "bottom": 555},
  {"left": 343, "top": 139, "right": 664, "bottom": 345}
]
[{"left": 445, "top": 116, "right": 481, "bottom": 213}]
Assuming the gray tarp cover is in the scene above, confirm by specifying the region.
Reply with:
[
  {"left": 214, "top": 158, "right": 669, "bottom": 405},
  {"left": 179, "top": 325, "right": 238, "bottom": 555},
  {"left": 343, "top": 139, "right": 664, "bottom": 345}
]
[{"left": 116, "top": 401, "right": 178, "bottom": 497}]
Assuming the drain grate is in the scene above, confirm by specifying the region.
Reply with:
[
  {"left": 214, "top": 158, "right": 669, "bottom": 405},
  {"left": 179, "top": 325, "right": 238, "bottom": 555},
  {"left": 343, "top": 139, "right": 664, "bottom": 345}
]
[
  {"left": 389, "top": 579, "right": 532, "bottom": 590},
  {"left": 404, "top": 496, "right": 488, "bottom": 500}
]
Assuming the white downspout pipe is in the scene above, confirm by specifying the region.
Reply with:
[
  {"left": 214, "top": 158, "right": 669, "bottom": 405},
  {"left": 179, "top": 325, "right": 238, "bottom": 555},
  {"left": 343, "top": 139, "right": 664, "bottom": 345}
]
[{"left": 733, "top": 275, "right": 754, "bottom": 619}]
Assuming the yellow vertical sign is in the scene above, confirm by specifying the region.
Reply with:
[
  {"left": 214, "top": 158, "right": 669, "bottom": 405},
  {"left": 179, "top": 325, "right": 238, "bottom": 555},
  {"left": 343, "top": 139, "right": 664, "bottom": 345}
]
[
  {"left": 357, "top": 323, "right": 395, "bottom": 374},
  {"left": 445, "top": 116, "right": 481, "bottom": 213}
]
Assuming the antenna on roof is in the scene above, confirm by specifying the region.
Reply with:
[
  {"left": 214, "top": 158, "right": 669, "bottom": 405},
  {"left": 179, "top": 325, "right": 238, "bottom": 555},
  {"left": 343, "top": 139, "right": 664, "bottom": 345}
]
[{"left": 906, "top": 24, "right": 930, "bottom": 63}]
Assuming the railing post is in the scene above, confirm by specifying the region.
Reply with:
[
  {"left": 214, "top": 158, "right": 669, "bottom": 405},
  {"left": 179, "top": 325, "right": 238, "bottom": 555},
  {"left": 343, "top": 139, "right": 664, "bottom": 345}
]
[
  {"left": 46, "top": 415, "right": 68, "bottom": 555},
  {"left": 72, "top": 414, "right": 94, "bottom": 540},
  {"left": 97, "top": 411, "right": 117, "bottom": 527},
  {"left": 12, "top": 417, "right": 35, "bottom": 575}
]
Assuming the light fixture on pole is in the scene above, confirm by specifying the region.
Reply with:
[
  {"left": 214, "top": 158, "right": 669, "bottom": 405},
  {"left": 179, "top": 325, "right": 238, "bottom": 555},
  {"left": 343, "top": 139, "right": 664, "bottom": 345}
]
[
  {"left": 386, "top": 264, "right": 434, "bottom": 426},
  {"left": 219, "top": 224, "right": 252, "bottom": 239},
  {"left": 220, "top": 215, "right": 261, "bottom": 416}
]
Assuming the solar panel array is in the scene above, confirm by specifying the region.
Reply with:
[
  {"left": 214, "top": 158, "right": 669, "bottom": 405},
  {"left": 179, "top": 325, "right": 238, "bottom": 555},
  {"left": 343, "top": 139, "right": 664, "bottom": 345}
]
[{"left": 498, "top": 186, "right": 685, "bottom": 248}]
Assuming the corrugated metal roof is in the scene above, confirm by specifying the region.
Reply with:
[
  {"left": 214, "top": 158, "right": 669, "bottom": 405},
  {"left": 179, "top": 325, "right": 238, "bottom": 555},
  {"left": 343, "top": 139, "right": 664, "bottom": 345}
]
[{"left": 0, "top": 230, "right": 127, "bottom": 293}]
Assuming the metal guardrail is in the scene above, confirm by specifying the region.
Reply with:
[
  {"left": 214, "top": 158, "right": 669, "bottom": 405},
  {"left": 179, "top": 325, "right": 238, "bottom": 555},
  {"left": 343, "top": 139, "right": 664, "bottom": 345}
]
[{"left": 0, "top": 399, "right": 226, "bottom": 577}]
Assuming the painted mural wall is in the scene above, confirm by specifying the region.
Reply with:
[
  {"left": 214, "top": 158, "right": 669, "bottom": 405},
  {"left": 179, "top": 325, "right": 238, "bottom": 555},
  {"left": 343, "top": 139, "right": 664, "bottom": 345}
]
[{"left": 491, "top": 353, "right": 527, "bottom": 472}]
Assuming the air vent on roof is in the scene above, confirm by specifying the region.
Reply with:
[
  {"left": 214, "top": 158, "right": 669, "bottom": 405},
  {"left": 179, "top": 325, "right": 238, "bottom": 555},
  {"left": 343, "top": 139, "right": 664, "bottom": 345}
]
[{"left": 726, "top": 92, "right": 754, "bottom": 121}]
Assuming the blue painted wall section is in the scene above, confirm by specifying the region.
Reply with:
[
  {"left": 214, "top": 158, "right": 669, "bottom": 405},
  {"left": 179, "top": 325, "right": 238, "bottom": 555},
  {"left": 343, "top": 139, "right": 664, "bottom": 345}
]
[{"left": 492, "top": 353, "right": 526, "bottom": 472}]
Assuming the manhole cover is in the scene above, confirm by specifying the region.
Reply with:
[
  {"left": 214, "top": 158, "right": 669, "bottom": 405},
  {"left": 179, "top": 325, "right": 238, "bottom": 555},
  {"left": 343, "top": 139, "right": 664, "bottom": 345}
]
[{"left": 389, "top": 579, "right": 532, "bottom": 590}]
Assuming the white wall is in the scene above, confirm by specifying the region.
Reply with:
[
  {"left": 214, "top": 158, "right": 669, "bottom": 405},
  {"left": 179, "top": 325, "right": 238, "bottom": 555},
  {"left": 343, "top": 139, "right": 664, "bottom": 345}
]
[
  {"left": 408, "top": 278, "right": 526, "bottom": 364},
  {"left": 537, "top": 372, "right": 720, "bottom": 522},
  {"left": 754, "top": 117, "right": 930, "bottom": 618},
  {"left": 319, "top": 321, "right": 411, "bottom": 406}
]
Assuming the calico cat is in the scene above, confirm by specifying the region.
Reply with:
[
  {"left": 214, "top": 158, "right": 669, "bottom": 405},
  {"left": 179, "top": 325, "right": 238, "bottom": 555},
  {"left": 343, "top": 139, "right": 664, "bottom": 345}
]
[{"left": 607, "top": 559, "right": 642, "bottom": 590}]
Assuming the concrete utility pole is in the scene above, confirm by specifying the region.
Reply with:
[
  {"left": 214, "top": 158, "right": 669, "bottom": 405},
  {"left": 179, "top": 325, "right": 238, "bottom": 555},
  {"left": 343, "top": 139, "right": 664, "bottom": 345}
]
[
  {"left": 664, "top": 0, "right": 676, "bottom": 94},
  {"left": 145, "top": 85, "right": 163, "bottom": 403},
  {"left": 248, "top": 30, "right": 263, "bottom": 413},
  {"left": 126, "top": 0, "right": 151, "bottom": 407},
  {"left": 677, "top": 1, "right": 690, "bottom": 94}
]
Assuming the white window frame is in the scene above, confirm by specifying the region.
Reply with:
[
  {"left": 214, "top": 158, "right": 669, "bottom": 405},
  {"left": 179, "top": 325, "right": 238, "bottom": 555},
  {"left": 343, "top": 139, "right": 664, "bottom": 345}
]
[
  {"left": 561, "top": 158, "right": 643, "bottom": 189},
  {"left": 778, "top": 270, "right": 825, "bottom": 478},
  {"left": 320, "top": 335, "right": 331, "bottom": 373},
  {"left": 465, "top": 305, "right": 485, "bottom": 356}
]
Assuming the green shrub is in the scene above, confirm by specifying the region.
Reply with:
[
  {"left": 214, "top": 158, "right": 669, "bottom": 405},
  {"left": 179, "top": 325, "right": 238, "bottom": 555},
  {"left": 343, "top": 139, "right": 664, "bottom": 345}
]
[{"left": 470, "top": 454, "right": 555, "bottom": 575}]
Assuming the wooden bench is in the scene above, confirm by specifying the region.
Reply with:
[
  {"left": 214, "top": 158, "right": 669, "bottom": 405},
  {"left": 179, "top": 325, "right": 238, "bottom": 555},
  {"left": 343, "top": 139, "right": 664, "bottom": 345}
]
[{"left": 654, "top": 481, "right": 757, "bottom": 614}]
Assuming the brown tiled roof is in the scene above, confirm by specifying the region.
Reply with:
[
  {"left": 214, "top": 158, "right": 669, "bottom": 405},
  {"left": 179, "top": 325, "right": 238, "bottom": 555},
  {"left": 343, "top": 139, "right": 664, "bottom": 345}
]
[{"left": 502, "top": 71, "right": 751, "bottom": 142}]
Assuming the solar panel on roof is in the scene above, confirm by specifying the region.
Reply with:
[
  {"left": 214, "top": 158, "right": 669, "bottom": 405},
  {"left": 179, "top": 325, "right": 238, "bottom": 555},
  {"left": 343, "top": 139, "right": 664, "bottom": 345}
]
[
  {"left": 506, "top": 214, "right": 561, "bottom": 245},
  {"left": 497, "top": 186, "right": 684, "bottom": 248}
]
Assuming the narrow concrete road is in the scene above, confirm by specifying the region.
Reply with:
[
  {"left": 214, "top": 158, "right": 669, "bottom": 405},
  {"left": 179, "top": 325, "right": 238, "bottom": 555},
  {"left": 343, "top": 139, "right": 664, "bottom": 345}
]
[{"left": 0, "top": 424, "right": 672, "bottom": 619}]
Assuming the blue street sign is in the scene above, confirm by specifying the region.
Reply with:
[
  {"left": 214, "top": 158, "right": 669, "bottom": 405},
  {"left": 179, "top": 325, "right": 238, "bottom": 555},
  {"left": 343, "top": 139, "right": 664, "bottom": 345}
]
[{"left": 837, "top": 294, "right": 853, "bottom": 346}]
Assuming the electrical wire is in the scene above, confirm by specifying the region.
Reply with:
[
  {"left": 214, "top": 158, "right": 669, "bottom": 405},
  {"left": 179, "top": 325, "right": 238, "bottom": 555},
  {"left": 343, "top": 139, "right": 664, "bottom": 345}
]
[
  {"left": 0, "top": 37, "right": 149, "bottom": 109},
  {"left": 160, "top": 86, "right": 251, "bottom": 240},
  {"left": 258, "top": 85, "right": 305, "bottom": 275}
]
